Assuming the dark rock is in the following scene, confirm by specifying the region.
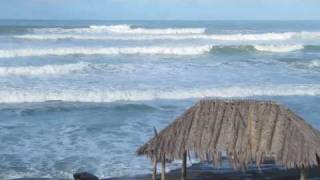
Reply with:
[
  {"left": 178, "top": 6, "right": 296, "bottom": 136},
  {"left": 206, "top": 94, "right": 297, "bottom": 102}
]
[{"left": 73, "top": 172, "right": 99, "bottom": 180}]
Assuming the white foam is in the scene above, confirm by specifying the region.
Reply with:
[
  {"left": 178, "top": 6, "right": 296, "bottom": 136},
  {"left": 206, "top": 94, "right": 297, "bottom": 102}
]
[
  {"left": 0, "top": 84, "right": 318, "bottom": 103},
  {"left": 294, "top": 59, "right": 320, "bottom": 69},
  {"left": 15, "top": 34, "right": 205, "bottom": 40},
  {"left": 0, "top": 62, "right": 90, "bottom": 76},
  {"left": 298, "top": 31, "right": 320, "bottom": 39},
  {"left": 20, "top": 29, "right": 320, "bottom": 41},
  {"left": 90, "top": 25, "right": 206, "bottom": 34},
  {"left": 0, "top": 45, "right": 212, "bottom": 58},
  {"left": 308, "top": 60, "right": 320, "bottom": 68},
  {"left": 207, "top": 32, "right": 294, "bottom": 41},
  {"left": 253, "top": 44, "right": 304, "bottom": 52},
  {"left": 33, "top": 24, "right": 206, "bottom": 35},
  {"left": 15, "top": 32, "right": 303, "bottom": 41}
]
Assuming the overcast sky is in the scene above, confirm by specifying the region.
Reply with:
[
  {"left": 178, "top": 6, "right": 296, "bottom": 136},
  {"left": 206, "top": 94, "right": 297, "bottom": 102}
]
[{"left": 0, "top": 0, "right": 319, "bottom": 20}]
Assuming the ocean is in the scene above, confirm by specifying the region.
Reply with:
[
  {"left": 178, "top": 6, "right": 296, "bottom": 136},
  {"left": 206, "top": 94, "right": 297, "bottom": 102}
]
[{"left": 0, "top": 20, "right": 320, "bottom": 179}]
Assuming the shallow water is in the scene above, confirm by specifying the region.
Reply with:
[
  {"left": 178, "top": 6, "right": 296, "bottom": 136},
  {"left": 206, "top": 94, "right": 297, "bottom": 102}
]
[{"left": 0, "top": 20, "right": 320, "bottom": 179}]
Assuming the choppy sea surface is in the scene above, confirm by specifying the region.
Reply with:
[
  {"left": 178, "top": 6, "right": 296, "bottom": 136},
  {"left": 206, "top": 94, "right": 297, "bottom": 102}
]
[{"left": 0, "top": 20, "right": 320, "bottom": 179}]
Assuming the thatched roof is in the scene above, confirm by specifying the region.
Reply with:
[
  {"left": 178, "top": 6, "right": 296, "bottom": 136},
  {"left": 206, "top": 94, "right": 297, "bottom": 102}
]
[{"left": 137, "top": 99, "right": 320, "bottom": 169}]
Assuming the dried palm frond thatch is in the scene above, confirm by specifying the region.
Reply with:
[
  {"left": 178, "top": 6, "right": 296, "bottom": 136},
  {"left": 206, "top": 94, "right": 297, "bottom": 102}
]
[{"left": 137, "top": 99, "right": 320, "bottom": 170}]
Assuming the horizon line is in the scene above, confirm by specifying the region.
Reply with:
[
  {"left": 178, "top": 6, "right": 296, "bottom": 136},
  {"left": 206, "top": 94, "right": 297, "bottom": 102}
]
[{"left": 0, "top": 19, "right": 320, "bottom": 21}]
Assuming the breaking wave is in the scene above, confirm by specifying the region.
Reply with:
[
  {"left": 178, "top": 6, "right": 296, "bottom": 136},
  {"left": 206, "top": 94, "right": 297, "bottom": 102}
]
[
  {"left": 308, "top": 60, "right": 320, "bottom": 68},
  {"left": 0, "top": 46, "right": 212, "bottom": 58},
  {"left": 0, "top": 44, "right": 314, "bottom": 58},
  {"left": 253, "top": 44, "right": 304, "bottom": 52},
  {"left": 90, "top": 25, "right": 206, "bottom": 34},
  {"left": 0, "top": 62, "right": 90, "bottom": 76},
  {"left": 207, "top": 32, "right": 294, "bottom": 41},
  {"left": 0, "top": 84, "right": 319, "bottom": 103},
  {"left": 14, "top": 31, "right": 320, "bottom": 41},
  {"left": 32, "top": 24, "right": 206, "bottom": 35},
  {"left": 13, "top": 33, "right": 292, "bottom": 41},
  {"left": 289, "top": 59, "right": 320, "bottom": 70},
  {"left": 211, "top": 44, "right": 306, "bottom": 54}
]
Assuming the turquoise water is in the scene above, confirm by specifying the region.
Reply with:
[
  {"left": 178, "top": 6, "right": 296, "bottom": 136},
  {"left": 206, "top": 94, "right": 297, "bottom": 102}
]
[{"left": 0, "top": 20, "right": 320, "bottom": 179}]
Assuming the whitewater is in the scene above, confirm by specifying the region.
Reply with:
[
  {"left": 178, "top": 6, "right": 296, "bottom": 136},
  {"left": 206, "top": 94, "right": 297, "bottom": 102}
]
[
  {"left": 0, "top": 45, "right": 213, "bottom": 57},
  {"left": 0, "top": 44, "right": 310, "bottom": 58},
  {"left": 0, "top": 62, "right": 90, "bottom": 76},
  {"left": 0, "top": 20, "right": 320, "bottom": 179},
  {"left": 14, "top": 31, "right": 320, "bottom": 41},
  {"left": 0, "top": 84, "right": 319, "bottom": 103}
]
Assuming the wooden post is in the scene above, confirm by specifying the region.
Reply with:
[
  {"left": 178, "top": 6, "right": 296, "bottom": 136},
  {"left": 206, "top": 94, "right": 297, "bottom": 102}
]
[
  {"left": 152, "top": 158, "right": 157, "bottom": 180},
  {"left": 300, "top": 167, "right": 308, "bottom": 180},
  {"left": 161, "top": 154, "right": 166, "bottom": 180},
  {"left": 181, "top": 151, "right": 187, "bottom": 180},
  {"left": 153, "top": 128, "right": 159, "bottom": 180}
]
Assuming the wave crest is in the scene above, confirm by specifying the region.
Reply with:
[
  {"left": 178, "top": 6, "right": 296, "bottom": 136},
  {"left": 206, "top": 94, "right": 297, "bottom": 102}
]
[
  {"left": 14, "top": 32, "right": 297, "bottom": 41},
  {"left": 253, "top": 44, "right": 304, "bottom": 52},
  {"left": 0, "top": 44, "right": 311, "bottom": 58},
  {"left": 0, "top": 46, "right": 212, "bottom": 58},
  {"left": 90, "top": 25, "right": 206, "bottom": 34},
  {"left": 290, "top": 59, "right": 320, "bottom": 70},
  {"left": 0, "top": 62, "right": 90, "bottom": 76},
  {"left": 308, "top": 60, "right": 320, "bottom": 68},
  {"left": 33, "top": 24, "right": 206, "bottom": 35},
  {"left": 0, "top": 84, "right": 318, "bottom": 103}
]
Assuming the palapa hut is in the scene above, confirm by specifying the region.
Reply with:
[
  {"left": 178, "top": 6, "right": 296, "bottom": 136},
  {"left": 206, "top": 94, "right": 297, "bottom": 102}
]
[{"left": 137, "top": 99, "right": 320, "bottom": 180}]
